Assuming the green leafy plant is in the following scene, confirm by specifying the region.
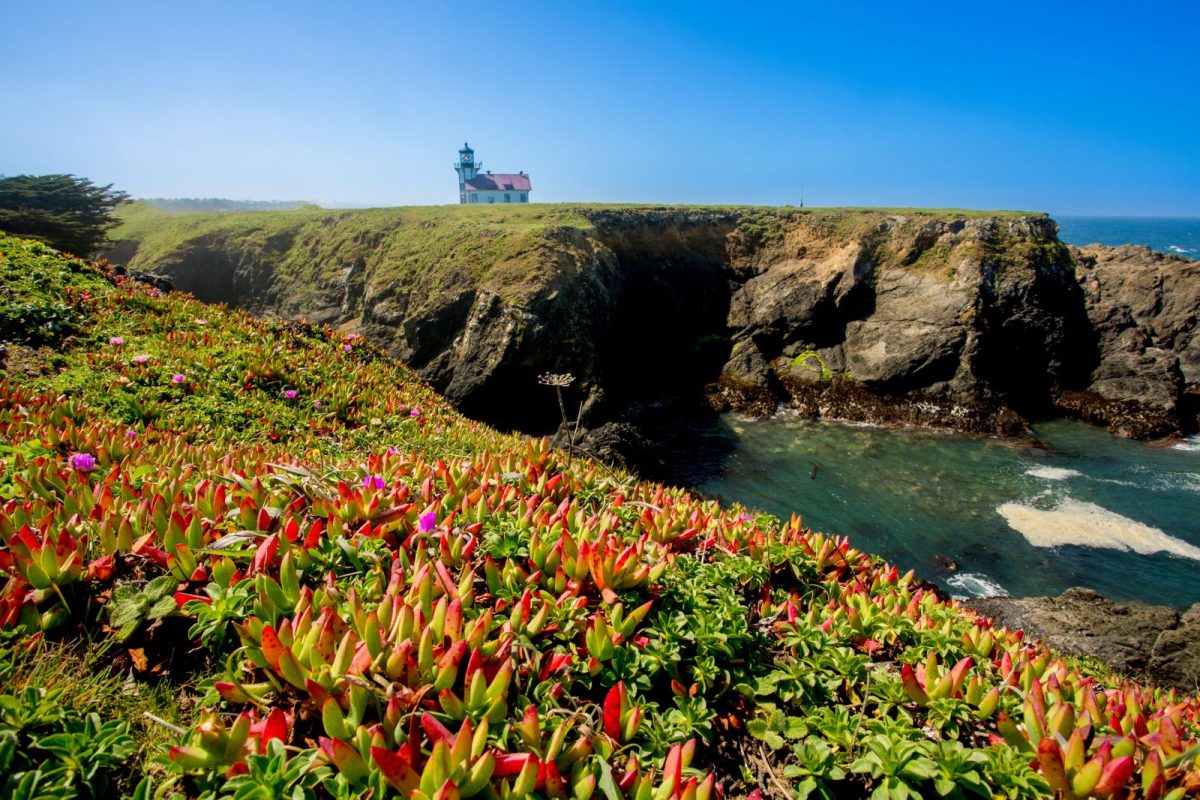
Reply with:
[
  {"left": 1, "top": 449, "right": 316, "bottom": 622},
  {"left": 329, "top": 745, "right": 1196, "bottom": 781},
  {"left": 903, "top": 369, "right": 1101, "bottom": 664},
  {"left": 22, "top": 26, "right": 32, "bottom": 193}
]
[
  {"left": 850, "top": 735, "right": 937, "bottom": 800},
  {"left": 0, "top": 688, "right": 135, "bottom": 800},
  {"left": 106, "top": 575, "right": 178, "bottom": 642},
  {"left": 782, "top": 738, "right": 847, "bottom": 800}
]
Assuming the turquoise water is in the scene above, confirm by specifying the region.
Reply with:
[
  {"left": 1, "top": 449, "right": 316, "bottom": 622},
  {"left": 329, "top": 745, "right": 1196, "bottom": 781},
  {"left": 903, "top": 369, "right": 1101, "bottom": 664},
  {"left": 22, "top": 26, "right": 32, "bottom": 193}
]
[
  {"left": 697, "top": 415, "right": 1200, "bottom": 607},
  {"left": 1055, "top": 216, "right": 1200, "bottom": 260}
]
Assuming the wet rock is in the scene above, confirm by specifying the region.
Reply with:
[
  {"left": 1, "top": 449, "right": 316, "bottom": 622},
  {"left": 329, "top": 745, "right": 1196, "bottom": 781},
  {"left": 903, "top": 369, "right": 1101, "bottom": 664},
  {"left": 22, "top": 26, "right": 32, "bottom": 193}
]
[
  {"left": 571, "top": 421, "right": 665, "bottom": 475},
  {"left": 966, "top": 587, "right": 1200, "bottom": 690}
]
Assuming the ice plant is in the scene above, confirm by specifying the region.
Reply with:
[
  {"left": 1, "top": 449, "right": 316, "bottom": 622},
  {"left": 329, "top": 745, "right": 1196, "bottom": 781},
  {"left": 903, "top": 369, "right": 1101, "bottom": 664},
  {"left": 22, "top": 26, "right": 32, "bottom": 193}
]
[
  {"left": 172, "top": 373, "right": 185, "bottom": 383},
  {"left": 109, "top": 336, "right": 124, "bottom": 345},
  {"left": 363, "top": 475, "right": 386, "bottom": 491},
  {"left": 418, "top": 511, "right": 437, "bottom": 533},
  {"left": 132, "top": 354, "right": 151, "bottom": 364},
  {"left": 283, "top": 389, "right": 297, "bottom": 399}
]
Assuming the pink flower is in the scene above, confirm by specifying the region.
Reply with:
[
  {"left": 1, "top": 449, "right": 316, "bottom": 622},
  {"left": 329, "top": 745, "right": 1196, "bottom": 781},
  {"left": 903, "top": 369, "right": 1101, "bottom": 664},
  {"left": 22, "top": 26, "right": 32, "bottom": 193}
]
[
  {"left": 132, "top": 354, "right": 151, "bottom": 364},
  {"left": 125, "top": 429, "right": 137, "bottom": 438},
  {"left": 283, "top": 389, "right": 297, "bottom": 399},
  {"left": 410, "top": 408, "right": 420, "bottom": 418},
  {"left": 70, "top": 452, "right": 96, "bottom": 472},
  {"left": 362, "top": 475, "right": 386, "bottom": 491},
  {"left": 342, "top": 344, "right": 352, "bottom": 352},
  {"left": 313, "top": 400, "right": 323, "bottom": 408},
  {"left": 109, "top": 336, "right": 124, "bottom": 346},
  {"left": 418, "top": 512, "right": 437, "bottom": 533},
  {"left": 172, "top": 373, "right": 185, "bottom": 384}
]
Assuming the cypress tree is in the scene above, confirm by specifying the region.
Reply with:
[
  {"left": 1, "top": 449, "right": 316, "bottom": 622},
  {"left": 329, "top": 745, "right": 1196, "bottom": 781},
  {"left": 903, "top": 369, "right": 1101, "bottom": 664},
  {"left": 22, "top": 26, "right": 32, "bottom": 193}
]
[{"left": 0, "top": 174, "right": 129, "bottom": 257}]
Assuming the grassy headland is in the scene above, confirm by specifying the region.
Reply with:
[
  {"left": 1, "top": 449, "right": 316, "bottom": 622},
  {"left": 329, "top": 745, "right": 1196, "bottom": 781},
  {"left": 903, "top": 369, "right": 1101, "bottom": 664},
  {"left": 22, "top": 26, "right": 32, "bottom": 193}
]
[
  {"left": 112, "top": 202, "right": 1048, "bottom": 308},
  {"left": 0, "top": 231, "right": 1195, "bottom": 799}
]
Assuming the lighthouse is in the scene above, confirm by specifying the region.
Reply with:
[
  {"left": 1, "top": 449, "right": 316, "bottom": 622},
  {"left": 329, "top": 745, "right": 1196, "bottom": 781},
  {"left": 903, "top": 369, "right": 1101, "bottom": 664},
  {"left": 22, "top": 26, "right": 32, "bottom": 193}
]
[
  {"left": 453, "top": 143, "right": 479, "bottom": 204},
  {"left": 454, "top": 143, "right": 532, "bottom": 204}
]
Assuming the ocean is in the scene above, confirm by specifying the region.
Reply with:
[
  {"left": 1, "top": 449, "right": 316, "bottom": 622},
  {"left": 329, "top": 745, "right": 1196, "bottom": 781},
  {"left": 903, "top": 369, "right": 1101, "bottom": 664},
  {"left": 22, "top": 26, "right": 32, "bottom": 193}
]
[
  {"left": 698, "top": 417, "right": 1200, "bottom": 607},
  {"left": 1055, "top": 216, "right": 1200, "bottom": 259},
  {"left": 690, "top": 217, "right": 1200, "bottom": 607}
]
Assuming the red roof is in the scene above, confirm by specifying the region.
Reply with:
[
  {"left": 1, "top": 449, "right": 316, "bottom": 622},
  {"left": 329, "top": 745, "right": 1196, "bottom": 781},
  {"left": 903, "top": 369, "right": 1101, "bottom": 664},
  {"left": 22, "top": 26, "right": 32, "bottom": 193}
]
[{"left": 464, "top": 172, "right": 531, "bottom": 192}]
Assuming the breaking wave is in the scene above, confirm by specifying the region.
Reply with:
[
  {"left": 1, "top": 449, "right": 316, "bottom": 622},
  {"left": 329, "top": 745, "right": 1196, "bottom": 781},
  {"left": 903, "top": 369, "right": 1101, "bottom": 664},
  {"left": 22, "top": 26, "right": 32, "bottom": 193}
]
[
  {"left": 1025, "top": 466, "right": 1082, "bottom": 480},
  {"left": 946, "top": 572, "right": 1009, "bottom": 599},
  {"left": 1174, "top": 436, "right": 1200, "bottom": 453}
]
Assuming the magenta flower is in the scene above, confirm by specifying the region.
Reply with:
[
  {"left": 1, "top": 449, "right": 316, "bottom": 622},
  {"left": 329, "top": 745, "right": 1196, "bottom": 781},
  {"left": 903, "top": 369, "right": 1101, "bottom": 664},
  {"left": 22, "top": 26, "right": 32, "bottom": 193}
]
[
  {"left": 109, "top": 336, "right": 124, "bottom": 346},
  {"left": 313, "top": 400, "right": 323, "bottom": 408},
  {"left": 342, "top": 344, "right": 353, "bottom": 352},
  {"left": 132, "top": 354, "right": 151, "bottom": 365},
  {"left": 70, "top": 452, "right": 96, "bottom": 472},
  {"left": 172, "top": 373, "right": 185, "bottom": 384},
  {"left": 283, "top": 389, "right": 297, "bottom": 399},
  {"left": 125, "top": 429, "right": 137, "bottom": 438},
  {"left": 362, "top": 475, "right": 386, "bottom": 491},
  {"left": 418, "top": 512, "right": 437, "bottom": 533},
  {"left": 410, "top": 408, "right": 420, "bottom": 418}
]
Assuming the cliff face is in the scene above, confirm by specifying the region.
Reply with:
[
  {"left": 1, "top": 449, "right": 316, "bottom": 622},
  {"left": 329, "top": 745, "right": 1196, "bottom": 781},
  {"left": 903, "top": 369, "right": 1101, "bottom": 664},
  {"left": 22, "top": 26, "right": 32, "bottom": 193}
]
[
  {"left": 1062, "top": 244, "right": 1200, "bottom": 437},
  {"left": 109, "top": 205, "right": 1199, "bottom": 464}
]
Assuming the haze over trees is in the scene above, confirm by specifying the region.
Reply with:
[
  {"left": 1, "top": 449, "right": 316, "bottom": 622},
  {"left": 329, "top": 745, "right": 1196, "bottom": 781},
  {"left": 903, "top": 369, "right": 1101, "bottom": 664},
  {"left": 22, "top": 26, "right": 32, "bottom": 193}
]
[
  {"left": 0, "top": 173, "right": 128, "bottom": 257},
  {"left": 143, "top": 198, "right": 313, "bottom": 212}
]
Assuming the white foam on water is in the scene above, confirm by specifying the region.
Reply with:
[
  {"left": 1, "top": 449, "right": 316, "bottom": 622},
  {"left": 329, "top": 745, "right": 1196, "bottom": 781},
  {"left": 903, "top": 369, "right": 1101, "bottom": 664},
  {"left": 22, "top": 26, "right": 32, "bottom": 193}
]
[
  {"left": 1174, "top": 436, "right": 1200, "bottom": 453},
  {"left": 997, "top": 498, "right": 1200, "bottom": 561},
  {"left": 1025, "top": 466, "right": 1082, "bottom": 481},
  {"left": 947, "top": 572, "right": 1009, "bottom": 599}
]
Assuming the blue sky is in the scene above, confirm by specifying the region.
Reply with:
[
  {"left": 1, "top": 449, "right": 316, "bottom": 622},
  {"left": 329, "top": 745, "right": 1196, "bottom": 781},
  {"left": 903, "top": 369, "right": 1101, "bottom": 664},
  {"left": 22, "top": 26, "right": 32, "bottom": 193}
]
[{"left": 3, "top": 1, "right": 1198, "bottom": 214}]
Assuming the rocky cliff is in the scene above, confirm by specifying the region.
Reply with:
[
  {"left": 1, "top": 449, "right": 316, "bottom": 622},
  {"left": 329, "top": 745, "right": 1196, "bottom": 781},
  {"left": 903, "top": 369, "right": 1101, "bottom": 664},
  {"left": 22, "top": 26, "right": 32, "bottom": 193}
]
[{"left": 109, "top": 204, "right": 1200, "bottom": 467}]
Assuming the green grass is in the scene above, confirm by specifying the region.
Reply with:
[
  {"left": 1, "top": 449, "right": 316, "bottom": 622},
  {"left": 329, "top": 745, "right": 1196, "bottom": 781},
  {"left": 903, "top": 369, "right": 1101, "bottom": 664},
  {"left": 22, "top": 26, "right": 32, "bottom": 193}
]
[{"left": 111, "top": 202, "right": 1053, "bottom": 320}]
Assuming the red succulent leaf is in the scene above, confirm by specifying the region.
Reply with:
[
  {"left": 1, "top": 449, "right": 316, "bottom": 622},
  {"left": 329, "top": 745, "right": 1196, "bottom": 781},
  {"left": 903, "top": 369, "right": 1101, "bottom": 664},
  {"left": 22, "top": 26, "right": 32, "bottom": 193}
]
[
  {"left": 251, "top": 532, "right": 278, "bottom": 574},
  {"left": 370, "top": 746, "right": 420, "bottom": 793},
  {"left": 421, "top": 712, "right": 454, "bottom": 745},
  {"left": 603, "top": 682, "right": 626, "bottom": 739},
  {"left": 1094, "top": 755, "right": 1135, "bottom": 796},
  {"left": 260, "top": 625, "right": 286, "bottom": 670},
  {"left": 259, "top": 707, "right": 288, "bottom": 753},
  {"left": 175, "top": 591, "right": 211, "bottom": 607},
  {"left": 1036, "top": 738, "right": 1068, "bottom": 793},
  {"left": 493, "top": 752, "right": 537, "bottom": 777}
]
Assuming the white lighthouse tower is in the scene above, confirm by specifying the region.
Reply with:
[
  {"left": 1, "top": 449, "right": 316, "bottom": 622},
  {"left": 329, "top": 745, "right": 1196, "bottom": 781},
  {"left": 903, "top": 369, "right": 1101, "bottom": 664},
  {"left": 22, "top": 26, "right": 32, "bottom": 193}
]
[{"left": 453, "top": 143, "right": 480, "bottom": 204}]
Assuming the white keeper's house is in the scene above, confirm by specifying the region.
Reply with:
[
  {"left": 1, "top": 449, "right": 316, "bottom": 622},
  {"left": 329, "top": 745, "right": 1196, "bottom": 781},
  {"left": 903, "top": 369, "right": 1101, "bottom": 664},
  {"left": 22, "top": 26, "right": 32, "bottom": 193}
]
[{"left": 453, "top": 143, "right": 531, "bottom": 204}]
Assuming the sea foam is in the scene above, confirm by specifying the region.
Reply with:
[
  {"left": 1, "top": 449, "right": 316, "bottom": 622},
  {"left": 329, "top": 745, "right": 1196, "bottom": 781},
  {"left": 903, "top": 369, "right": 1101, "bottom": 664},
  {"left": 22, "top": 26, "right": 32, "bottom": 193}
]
[
  {"left": 1025, "top": 466, "right": 1082, "bottom": 480},
  {"left": 1174, "top": 436, "right": 1200, "bottom": 453},
  {"left": 997, "top": 498, "right": 1200, "bottom": 560},
  {"left": 946, "top": 572, "right": 1009, "bottom": 599}
]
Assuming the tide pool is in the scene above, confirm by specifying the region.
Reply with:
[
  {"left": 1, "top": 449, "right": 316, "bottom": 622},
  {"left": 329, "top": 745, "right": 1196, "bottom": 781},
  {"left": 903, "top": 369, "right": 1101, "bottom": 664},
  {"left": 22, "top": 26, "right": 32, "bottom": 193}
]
[{"left": 696, "top": 416, "right": 1200, "bottom": 606}]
